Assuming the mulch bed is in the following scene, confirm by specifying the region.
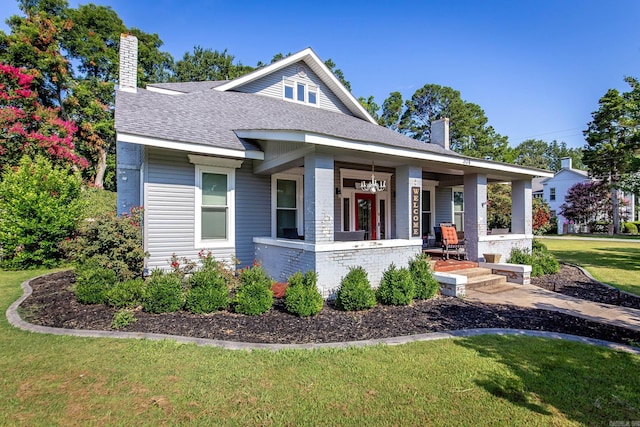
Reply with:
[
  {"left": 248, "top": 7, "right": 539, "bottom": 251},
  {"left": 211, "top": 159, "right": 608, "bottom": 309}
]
[{"left": 18, "top": 266, "right": 640, "bottom": 347}]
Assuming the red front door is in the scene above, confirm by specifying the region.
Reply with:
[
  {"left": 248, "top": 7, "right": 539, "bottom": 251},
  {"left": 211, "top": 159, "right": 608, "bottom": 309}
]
[{"left": 355, "top": 193, "right": 376, "bottom": 240}]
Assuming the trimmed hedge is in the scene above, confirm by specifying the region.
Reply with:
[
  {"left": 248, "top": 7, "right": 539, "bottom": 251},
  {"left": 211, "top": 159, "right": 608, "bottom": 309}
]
[
  {"left": 377, "top": 264, "right": 415, "bottom": 306},
  {"left": 335, "top": 267, "right": 376, "bottom": 311},
  {"left": 409, "top": 254, "right": 439, "bottom": 300},
  {"left": 284, "top": 271, "right": 323, "bottom": 317}
]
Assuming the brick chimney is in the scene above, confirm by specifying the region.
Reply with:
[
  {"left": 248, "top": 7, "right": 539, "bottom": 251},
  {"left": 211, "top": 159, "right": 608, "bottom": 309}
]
[
  {"left": 561, "top": 157, "right": 572, "bottom": 169},
  {"left": 119, "top": 34, "right": 138, "bottom": 93},
  {"left": 430, "top": 118, "right": 450, "bottom": 150}
]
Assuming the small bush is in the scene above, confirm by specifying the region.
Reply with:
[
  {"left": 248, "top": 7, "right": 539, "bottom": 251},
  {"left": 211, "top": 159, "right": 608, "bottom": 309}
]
[
  {"left": 81, "top": 187, "right": 116, "bottom": 220},
  {"left": 111, "top": 309, "right": 137, "bottom": 329},
  {"left": 106, "top": 278, "right": 145, "bottom": 308},
  {"left": 60, "top": 206, "right": 145, "bottom": 281},
  {"left": 184, "top": 269, "right": 230, "bottom": 313},
  {"left": 335, "top": 267, "right": 377, "bottom": 311},
  {"left": 377, "top": 264, "right": 415, "bottom": 306},
  {"left": 142, "top": 270, "right": 184, "bottom": 313},
  {"left": 508, "top": 240, "right": 559, "bottom": 277},
  {"left": 234, "top": 264, "right": 274, "bottom": 315},
  {"left": 623, "top": 222, "right": 638, "bottom": 234},
  {"left": 74, "top": 264, "right": 116, "bottom": 305},
  {"left": 409, "top": 254, "right": 439, "bottom": 300},
  {"left": 284, "top": 271, "right": 323, "bottom": 317}
]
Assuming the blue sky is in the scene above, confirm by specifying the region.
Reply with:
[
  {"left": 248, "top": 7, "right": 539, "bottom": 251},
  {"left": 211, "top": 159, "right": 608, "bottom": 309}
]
[{"left": 2, "top": 0, "right": 639, "bottom": 149}]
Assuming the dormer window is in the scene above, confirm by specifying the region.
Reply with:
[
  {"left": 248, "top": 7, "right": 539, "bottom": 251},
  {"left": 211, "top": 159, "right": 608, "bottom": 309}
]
[{"left": 283, "top": 78, "right": 318, "bottom": 106}]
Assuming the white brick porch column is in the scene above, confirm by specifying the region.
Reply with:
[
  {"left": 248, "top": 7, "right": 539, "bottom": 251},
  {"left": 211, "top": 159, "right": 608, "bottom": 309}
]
[
  {"left": 511, "top": 179, "right": 532, "bottom": 235},
  {"left": 304, "top": 152, "right": 335, "bottom": 243},
  {"left": 395, "top": 165, "right": 423, "bottom": 240},
  {"left": 463, "top": 173, "right": 487, "bottom": 261}
]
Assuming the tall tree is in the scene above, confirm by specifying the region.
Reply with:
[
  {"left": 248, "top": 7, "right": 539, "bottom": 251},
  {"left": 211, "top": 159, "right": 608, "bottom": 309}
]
[
  {"left": 512, "top": 139, "right": 584, "bottom": 171},
  {"left": 379, "top": 91, "right": 403, "bottom": 130},
  {"left": 173, "top": 46, "right": 252, "bottom": 82},
  {"left": 358, "top": 95, "right": 379, "bottom": 122},
  {"left": 382, "top": 84, "right": 510, "bottom": 161},
  {"left": 323, "top": 58, "right": 351, "bottom": 92},
  {"left": 0, "top": 0, "right": 72, "bottom": 112},
  {"left": 583, "top": 77, "right": 640, "bottom": 233}
]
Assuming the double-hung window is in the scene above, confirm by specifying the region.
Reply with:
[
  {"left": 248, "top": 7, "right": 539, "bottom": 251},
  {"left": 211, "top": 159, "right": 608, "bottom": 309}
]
[
  {"left": 195, "top": 164, "right": 236, "bottom": 248},
  {"left": 453, "top": 190, "right": 464, "bottom": 231},
  {"left": 272, "top": 174, "right": 303, "bottom": 238},
  {"left": 550, "top": 187, "right": 556, "bottom": 201}
]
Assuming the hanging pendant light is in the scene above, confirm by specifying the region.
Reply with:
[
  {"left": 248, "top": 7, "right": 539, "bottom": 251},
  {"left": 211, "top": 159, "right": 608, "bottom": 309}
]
[{"left": 358, "top": 162, "right": 386, "bottom": 193}]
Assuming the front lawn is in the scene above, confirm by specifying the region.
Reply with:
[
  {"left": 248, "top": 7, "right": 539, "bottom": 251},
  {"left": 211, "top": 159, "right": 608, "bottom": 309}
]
[
  {"left": 541, "top": 238, "right": 640, "bottom": 295},
  {"left": 1, "top": 270, "right": 639, "bottom": 425}
]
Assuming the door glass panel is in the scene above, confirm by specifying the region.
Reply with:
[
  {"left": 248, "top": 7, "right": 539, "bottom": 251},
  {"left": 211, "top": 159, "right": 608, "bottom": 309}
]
[{"left": 358, "top": 198, "right": 372, "bottom": 240}]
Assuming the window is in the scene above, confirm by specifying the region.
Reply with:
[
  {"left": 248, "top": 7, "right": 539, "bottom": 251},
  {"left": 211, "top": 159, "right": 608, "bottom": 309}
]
[
  {"left": 284, "top": 80, "right": 294, "bottom": 100},
  {"left": 195, "top": 165, "right": 235, "bottom": 248},
  {"left": 282, "top": 77, "right": 318, "bottom": 105},
  {"left": 550, "top": 187, "right": 556, "bottom": 201},
  {"left": 454, "top": 190, "right": 464, "bottom": 231},
  {"left": 422, "top": 190, "right": 432, "bottom": 237},
  {"left": 272, "top": 174, "right": 303, "bottom": 238}
]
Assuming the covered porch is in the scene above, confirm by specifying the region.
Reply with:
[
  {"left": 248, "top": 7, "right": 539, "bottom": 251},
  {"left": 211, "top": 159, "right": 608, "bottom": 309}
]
[{"left": 247, "top": 130, "right": 551, "bottom": 296}]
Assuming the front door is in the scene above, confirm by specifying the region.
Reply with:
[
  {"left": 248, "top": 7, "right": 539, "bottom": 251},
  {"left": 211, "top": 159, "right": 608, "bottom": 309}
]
[{"left": 355, "top": 193, "right": 376, "bottom": 240}]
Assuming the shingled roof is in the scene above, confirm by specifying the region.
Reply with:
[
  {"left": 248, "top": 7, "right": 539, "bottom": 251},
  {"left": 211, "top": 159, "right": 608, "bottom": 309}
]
[{"left": 115, "top": 85, "right": 452, "bottom": 156}]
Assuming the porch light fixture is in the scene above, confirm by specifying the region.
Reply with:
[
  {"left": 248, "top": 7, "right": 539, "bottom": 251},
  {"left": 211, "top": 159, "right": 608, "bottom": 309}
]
[{"left": 358, "top": 162, "right": 387, "bottom": 193}]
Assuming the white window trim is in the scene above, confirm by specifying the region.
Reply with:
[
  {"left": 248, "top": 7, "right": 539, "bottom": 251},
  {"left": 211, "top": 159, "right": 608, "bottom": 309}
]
[
  {"left": 338, "top": 168, "right": 392, "bottom": 239},
  {"left": 453, "top": 186, "right": 464, "bottom": 231},
  {"left": 422, "top": 180, "right": 437, "bottom": 236},
  {"left": 194, "top": 165, "right": 236, "bottom": 249},
  {"left": 272, "top": 173, "right": 304, "bottom": 238},
  {"left": 282, "top": 77, "right": 319, "bottom": 106}
]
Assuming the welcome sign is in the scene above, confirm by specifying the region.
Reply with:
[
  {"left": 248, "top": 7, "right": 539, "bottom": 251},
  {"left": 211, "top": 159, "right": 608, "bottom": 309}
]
[{"left": 411, "top": 187, "right": 420, "bottom": 237}]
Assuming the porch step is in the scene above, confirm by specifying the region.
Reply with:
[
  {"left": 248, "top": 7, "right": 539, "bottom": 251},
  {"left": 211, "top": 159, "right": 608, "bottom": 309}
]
[
  {"left": 434, "top": 261, "right": 478, "bottom": 272},
  {"left": 448, "top": 267, "right": 492, "bottom": 278},
  {"left": 465, "top": 274, "right": 508, "bottom": 290}
]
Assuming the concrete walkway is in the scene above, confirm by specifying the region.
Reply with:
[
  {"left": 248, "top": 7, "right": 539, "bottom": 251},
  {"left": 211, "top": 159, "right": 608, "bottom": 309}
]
[{"left": 466, "top": 283, "right": 640, "bottom": 332}]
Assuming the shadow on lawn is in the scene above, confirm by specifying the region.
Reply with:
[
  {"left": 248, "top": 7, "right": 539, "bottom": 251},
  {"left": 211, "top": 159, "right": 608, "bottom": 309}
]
[
  {"left": 550, "top": 247, "right": 640, "bottom": 272},
  {"left": 454, "top": 335, "right": 640, "bottom": 425}
]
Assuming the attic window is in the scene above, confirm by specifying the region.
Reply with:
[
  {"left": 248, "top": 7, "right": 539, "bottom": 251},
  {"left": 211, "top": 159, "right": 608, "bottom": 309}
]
[{"left": 282, "top": 77, "right": 318, "bottom": 106}]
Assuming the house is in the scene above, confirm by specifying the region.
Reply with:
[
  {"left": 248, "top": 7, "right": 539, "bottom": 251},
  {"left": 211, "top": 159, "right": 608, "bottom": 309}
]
[
  {"left": 541, "top": 158, "right": 590, "bottom": 233},
  {"left": 541, "top": 157, "right": 636, "bottom": 233},
  {"left": 115, "top": 34, "right": 553, "bottom": 296}
]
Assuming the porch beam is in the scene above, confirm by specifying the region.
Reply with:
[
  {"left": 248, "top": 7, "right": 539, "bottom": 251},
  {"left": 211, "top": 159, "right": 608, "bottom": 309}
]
[
  {"left": 511, "top": 179, "right": 532, "bottom": 235},
  {"left": 304, "top": 152, "right": 335, "bottom": 243},
  {"left": 253, "top": 146, "right": 314, "bottom": 175},
  {"left": 395, "top": 165, "right": 423, "bottom": 240},
  {"left": 463, "top": 173, "right": 488, "bottom": 261}
]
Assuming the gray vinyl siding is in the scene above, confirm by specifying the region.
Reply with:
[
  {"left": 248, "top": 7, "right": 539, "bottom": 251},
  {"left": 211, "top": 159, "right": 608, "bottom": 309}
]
[
  {"left": 235, "top": 160, "right": 271, "bottom": 268},
  {"left": 234, "top": 61, "right": 353, "bottom": 115},
  {"left": 435, "top": 187, "right": 453, "bottom": 226}
]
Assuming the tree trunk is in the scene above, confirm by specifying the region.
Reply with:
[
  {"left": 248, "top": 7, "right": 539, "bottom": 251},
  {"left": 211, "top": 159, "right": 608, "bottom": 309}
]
[
  {"left": 612, "top": 184, "right": 620, "bottom": 234},
  {"left": 94, "top": 149, "right": 107, "bottom": 189}
]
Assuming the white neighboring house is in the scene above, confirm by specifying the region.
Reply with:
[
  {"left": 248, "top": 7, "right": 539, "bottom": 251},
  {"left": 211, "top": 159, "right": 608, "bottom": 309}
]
[{"left": 542, "top": 157, "right": 636, "bottom": 234}]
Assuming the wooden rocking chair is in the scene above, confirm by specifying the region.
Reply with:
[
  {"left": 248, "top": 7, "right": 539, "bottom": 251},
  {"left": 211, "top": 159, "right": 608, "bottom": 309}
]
[{"left": 440, "top": 224, "right": 467, "bottom": 260}]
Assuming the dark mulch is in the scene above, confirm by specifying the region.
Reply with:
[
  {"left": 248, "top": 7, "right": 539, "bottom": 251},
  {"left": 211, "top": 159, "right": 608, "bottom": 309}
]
[
  {"left": 18, "top": 267, "right": 640, "bottom": 347},
  {"left": 531, "top": 264, "right": 640, "bottom": 309}
]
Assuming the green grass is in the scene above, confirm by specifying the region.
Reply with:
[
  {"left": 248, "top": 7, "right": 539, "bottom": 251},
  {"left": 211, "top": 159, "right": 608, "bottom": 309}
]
[
  {"left": 541, "top": 238, "right": 640, "bottom": 295},
  {"left": 1, "top": 270, "right": 639, "bottom": 425}
]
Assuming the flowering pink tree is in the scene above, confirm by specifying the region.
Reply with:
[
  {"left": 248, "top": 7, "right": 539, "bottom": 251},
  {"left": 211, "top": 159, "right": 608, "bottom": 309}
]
[{"left": 0, "top": 63, "right": 87, "bottom": 173}]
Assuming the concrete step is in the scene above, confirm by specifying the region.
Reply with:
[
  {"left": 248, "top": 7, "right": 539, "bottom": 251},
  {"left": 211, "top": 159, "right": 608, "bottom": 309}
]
[
  {"left": 471, "top": 283, "right": 517, "bottom": 294},
  {"left": 434, "top": 261, "right": 479, "bottom": 272},
  {"left": 448, "top": 267, "right": 492, "bottom": 278},
  {"left": 465, "top": 274, "right": 508, "bottom": 290}
]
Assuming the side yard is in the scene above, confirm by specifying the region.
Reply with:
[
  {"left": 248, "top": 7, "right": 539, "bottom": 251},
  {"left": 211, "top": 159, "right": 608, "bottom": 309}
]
[
  {"left": 541, "top": 238, "right": 640, "bottom": 295},
  {"left": 1, "top": 269, "right": 639, "bottom": 425}
]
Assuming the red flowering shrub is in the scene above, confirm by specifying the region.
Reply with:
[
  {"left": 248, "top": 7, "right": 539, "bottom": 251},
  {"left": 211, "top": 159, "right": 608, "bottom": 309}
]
[
  {"left": 0, "top": 63, "right": 87, "bottom": 172},
  {"left": 532, "top": 198, "right": 553, "bottom": 235}
]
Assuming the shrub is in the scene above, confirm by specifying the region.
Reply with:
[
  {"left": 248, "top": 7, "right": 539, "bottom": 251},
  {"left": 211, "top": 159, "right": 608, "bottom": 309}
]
[
  {"left": 377, "top": 264, "right": 415, "bottom": 306},
  {"left": 81, "top": 187, "right": 116, "bottom": 220},
  {"left": 335, "top": 266, "right": 376, "bottom": 311},
  {"left": 184, "top": 269, "right": 230, "bottom": 314},
  {"left": 234, "top": 264, "right": 274, "bottom": 315},
  {"left": 0, "top": 156, "right": 83, "bottom": 269},
  {"left": 111, "top": 309, "right": 137, "bottom": 329},
  {"left": 409, "top": 254, "right": 439, "bottom": 300},
  {"left": 508, "top": 240, "right": 559, "bottom": 277},
  {"left": 74, "top": 263, "right": 117, "bottom": 305},
  {"left": 142, "top": 270, "right": 184, "bottom": 313},
  {"left": 106, "top": 278, "right": 145, "bottom": 308},
  {"left": 284, "top": 271, "right": 323, "bottom": 317},
  {"left": 60, "top": 206, "right": 146, "bottom": 281},
  {"left": 623, "top": 222, "right": 638, "bottom": 234}
]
